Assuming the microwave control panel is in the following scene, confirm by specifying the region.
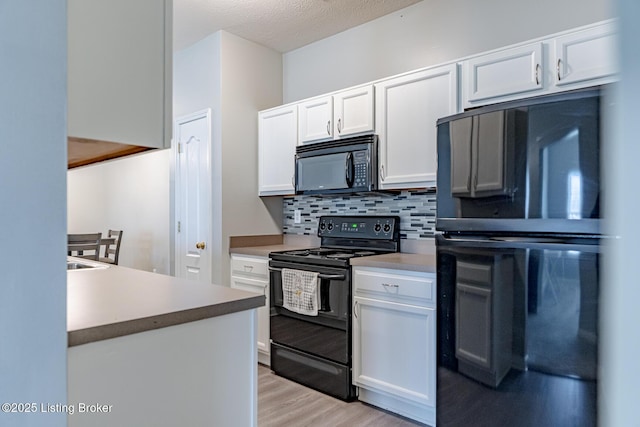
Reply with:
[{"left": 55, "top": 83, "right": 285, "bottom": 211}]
[{"left": 353, "top": 151, "right": 368, "bottom": 187}]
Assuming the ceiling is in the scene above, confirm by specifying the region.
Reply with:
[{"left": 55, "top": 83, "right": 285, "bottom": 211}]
[{"left": 173, "top": 0, "right": 423, "bottom": 53}]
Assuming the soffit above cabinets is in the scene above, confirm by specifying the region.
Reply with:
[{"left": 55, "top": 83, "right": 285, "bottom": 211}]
[{"left": 173, "top": 0, "right": 423, "bottom": 52}]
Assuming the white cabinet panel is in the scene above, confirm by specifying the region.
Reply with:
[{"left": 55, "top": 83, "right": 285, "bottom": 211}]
[
  {"left": 298, "top": 96, "right": 333, "bottom": 143},
  {"left": 462, "top": 20, "right": 618, "bottom": 108},
  {"left": 353, "top": 267, "right": 435, "bottom": 303},
  {"left": 231, "top": 276, "right": 269, "bottom": 354},
  {"left": 352, "top": 266, "right": 436, "bottom": 426},
  {"left": 376, "top": 65, "right": 458, "bottom": 189},
  {"left": 333, "top": 85, "right": 375, "bottom": 138},
  {"left": 298, "top": 85, "right": 374, "bottom": 144},
  {"left": 465, "top": 42, "right": 543, "bottom": 106},
  {"left": 353, "top": 296, "right": 435, "bottom": 407},
  {"left": 230, "top": 255, "right": 270, "bottom": 362},
  {"left": 68, "top": 0, "right": 171, "bottom": 148},
  {"left": 554, "top": 21, "right": 618, "bottom": 87},
  {"left": 258, "top": 105, "right": 297, "bottom": 195}
]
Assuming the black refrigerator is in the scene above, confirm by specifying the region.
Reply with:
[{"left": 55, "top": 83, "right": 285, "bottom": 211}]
[{"left": 435, "top": 87, "right": 605, "bottom": 426}]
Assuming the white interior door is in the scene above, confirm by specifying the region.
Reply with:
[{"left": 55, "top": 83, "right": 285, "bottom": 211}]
[{"left": 175, "top": 109, "right": 211, "bottom": 283}]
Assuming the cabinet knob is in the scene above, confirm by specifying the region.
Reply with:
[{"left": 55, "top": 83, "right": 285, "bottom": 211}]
[{"left": 196, "top": 241, "right": 206, "bottom": 250}]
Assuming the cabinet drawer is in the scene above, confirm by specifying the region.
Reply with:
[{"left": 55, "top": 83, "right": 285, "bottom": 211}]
[
  {"left": 354, "top": 268, "right": 435, "bottom": 304},
  {"left": 230, "top": 255, "right": 268, "bottom": 279}
]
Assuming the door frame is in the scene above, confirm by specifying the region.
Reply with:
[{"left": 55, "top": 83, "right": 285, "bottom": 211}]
[{"left": 173, "top": 108, "right": 212, "bottom": 282}]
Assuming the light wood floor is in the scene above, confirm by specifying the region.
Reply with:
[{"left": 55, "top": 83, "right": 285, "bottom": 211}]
[{"left": 258, "top": 365, "right": 425, "bottom": 427}]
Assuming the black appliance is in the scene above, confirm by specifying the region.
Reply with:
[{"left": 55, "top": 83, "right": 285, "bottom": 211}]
[
  {"left": 295, "top": 134, "right": 378, "bottom": 195},
  {"left": 269, "top": 215, "right": 400, "bottom": 401},
  {"left": 436, "top": 87, "right": 604, "bottom": 426}
]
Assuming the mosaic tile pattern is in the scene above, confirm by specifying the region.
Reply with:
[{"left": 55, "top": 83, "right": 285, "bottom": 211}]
[{"left": 283, "top": 190, "right": 437, "bottom": 240}]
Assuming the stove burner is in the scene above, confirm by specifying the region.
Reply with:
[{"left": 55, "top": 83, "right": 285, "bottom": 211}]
[
  {"left": 308, "top": 248, "right": 337, "bottom": 256},
  {"left": 286, "top": 250, "right": 311, "bottom": 256},
  {"left": 326, "top": 253, "right": 355, "bottom": 259}
]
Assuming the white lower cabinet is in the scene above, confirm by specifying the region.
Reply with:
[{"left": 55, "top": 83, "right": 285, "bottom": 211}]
[
  {"left": 352, "top": 267, "right": 436, "bottom": 426},
  {"left": 230, "top": 255, "right": 270, "bottom": 365}
]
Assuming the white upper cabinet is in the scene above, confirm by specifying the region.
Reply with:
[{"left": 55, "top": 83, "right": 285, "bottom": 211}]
[
  {"left": 333, "top": 85, "right": 375, "bottom": 138},
  {"left": 258, "top": 105, "right": 298, "bottom": 196},
  {"left": 298, "top": 85, "right": 374, "bottom": 144},
  {"left": 553, "top": 20, "right": 618, "bottom": 87},
  {"left": 376, "top": 64, "right": 458, "bottom": 190},
  {"left": 68, "top": 0, "right": 172, "bottom": 149},
  {"left": 298, "top": 96, "right": 334, "bottom": 142},
  {"left": 464, "top": 42, "right": 544, "bottom": 106},
  {"left": 462, "top": 20, "right": 618, "bottom": 108}
]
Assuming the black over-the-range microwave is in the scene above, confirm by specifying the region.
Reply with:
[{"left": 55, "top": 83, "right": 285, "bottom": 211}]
[{"left": 294, "top": 134, "right": 378, "bottom": 195}]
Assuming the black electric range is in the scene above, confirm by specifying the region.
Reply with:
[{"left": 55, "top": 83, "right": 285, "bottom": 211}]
[{"left": 268, "top": 215, "right": 400, "bottom": 400}]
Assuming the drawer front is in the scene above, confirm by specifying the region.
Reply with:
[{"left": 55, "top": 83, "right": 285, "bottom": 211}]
[
  {"left": 354, "top": 268, "right": 435, "bottom": 304},
  {"left": 230, "top": 255, "right": 268, "bottom": 279}
]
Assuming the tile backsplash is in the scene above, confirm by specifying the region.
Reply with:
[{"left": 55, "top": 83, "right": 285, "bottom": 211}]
[{"left": 283, "top": 190, "right": 437, "bottom": 240}]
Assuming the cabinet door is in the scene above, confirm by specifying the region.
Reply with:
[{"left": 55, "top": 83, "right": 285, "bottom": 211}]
[
  {"left": 464, "top": 42, "right": 543, "bottom": 108},
  {"left": 353, "top": 296, "right": 435, "bottom": 407},
  {"left": 258, "top": 105, "right": 297, "bottom": 195},
  {"left": 298, "top": 96, "right": 333, "bottom": 143},
  {"left": 553, "top": 21, "right": 618, "bottom": 88},
  {"left": 376, "top": 65, "right": 458, "bottom": 189},
  {"left": 231, "top": 276, "right": 270, "bottom": 355},
  {"left": 68, "top": 0, "right": 171, "bottom": 148},
  {"left": 333, "top": 85, "right": 374, "bottom": 138}
]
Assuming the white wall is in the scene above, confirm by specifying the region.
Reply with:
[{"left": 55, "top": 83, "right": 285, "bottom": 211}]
[
  {"left": 67, "top": 149, "right": 171, "bottom": 274},
  {"left": 283, "top": 0, "right": 615, "bottom": 102},
  {"left": 173, "top": 31, "right": 282, "bottom": 286},
  {"left": 218, "top": 31, "right": 283, "bottom": 285},
  {"left": 601, "top": 1, "right": 639, "bottom": 425},
  {"left": 0, "top": 2, "right": 67, "bottom": 426}
]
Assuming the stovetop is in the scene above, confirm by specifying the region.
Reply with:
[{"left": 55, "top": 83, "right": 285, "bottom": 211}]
[{"left": 270, "top": 215, "right": 401, "bottom": 268}]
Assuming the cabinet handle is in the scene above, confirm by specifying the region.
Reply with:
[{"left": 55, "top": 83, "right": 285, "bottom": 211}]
[
  {"left": 382, "top": 283, "right": 399, "bottom": 289},
  {"left": 535, "top": 63, "right": 541, "bottom": 85},
  {"left": 353, "top": 300, "right": 358, "bottom": 319},
  {"left": 337, "top": 118, "right": 342, "bottom": 133},
  {"left": 327, "top": 120, "right": 331, "bottom": 135},
  {"left": 557, "top": 58, "right": 562, "bottom": 81},
  {"left": 243, "top": 265, "right": 254, "bottom": 272},
  {"left": 380, "top": 164, "right": 385, "bottom": 181}
]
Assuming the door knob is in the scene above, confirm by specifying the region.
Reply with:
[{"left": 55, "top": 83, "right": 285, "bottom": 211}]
[{"left": 196, "top": 241, "right": 206, "bottom": 250}]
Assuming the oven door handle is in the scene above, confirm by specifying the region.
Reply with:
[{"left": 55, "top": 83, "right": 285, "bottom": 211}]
[{"left": 268, "top": 266, "right": 346, "bottom": 281}]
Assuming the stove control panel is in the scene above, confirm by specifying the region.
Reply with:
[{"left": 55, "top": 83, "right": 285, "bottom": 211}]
[{"left": 318, "top": 216, "right": 399, "bottom": 239}]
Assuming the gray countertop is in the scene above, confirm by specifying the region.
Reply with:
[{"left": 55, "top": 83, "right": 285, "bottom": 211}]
[
  {"left": 229, "top": 243, "right": 309, "bottom": 258},
  {"left": 350, "top": 252, "right": 437, "bottom": 273},
  {"left": 67, "top": 264, "right": 264, "bottom": 347},
  {"left": 230, "top": 244, "right": 437, "bottom": 273}
]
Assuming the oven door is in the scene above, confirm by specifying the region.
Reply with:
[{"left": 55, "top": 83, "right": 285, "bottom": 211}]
[{"left": 269, "top": 260, "right": 350, "bottom": 364}]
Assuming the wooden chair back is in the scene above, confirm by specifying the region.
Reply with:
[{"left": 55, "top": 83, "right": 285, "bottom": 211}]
[
  {"left": 102, "top": 229, "right": 123, "bottom": 265},
  {"left": 68, "top": 233, "right": 102, "bottom": 261}
]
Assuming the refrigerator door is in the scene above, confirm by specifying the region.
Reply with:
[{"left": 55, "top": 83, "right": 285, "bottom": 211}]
[
  {"left": 436, "top": 234, "right": 599, "bottom": 427},
  {"left": 436, "top": 87, "right": 601, "bottom": 235}
]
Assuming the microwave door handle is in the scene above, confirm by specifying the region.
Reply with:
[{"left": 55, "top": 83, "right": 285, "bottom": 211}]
[{"left": 345, "top": 152, "right": 355, "bottom": 187}]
